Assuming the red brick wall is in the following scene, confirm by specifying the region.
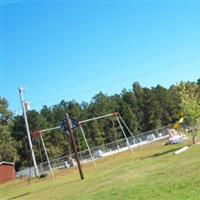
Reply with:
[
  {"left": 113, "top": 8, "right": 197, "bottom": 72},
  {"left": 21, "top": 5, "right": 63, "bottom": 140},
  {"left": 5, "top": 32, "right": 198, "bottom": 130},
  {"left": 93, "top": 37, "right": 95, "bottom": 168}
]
[{"left": 0, "top": 165, "right": 15, "bottom": 184}]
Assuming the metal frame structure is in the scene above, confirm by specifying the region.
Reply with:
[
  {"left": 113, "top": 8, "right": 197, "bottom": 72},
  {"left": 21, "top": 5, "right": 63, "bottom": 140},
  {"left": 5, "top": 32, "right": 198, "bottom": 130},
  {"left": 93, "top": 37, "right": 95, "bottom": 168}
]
[
  {"left": 79, "top": 112, "right": 136, "bottom": 153},
  {"left": 32, "top": 112, "right": 136, "bottom": 173},
  {"left": 32, "top": 131, "right": 55, "bottom": 178},
  {"left": 32, "top": 123, "right": 96, "bottom": 170}
]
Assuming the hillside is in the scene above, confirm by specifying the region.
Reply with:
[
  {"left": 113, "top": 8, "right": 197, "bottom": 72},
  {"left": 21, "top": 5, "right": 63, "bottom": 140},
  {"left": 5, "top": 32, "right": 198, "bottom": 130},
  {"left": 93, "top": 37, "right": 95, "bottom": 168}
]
[{"left": 2, "top": 139, "right": 200, "bottom": 200}]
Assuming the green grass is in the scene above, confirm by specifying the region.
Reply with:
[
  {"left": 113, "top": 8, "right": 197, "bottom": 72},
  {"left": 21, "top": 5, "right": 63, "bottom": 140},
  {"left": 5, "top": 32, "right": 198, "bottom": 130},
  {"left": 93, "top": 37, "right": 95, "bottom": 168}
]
[{"left": 2, "top": 138, "right": 200, "bottom": 200}]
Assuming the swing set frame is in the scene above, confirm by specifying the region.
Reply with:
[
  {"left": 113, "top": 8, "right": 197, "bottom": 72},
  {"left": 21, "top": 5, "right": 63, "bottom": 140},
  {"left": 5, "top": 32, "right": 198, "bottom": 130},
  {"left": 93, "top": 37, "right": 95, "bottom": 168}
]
[{"left": 32, "top": 112, "right": 136, "bottom": 177}]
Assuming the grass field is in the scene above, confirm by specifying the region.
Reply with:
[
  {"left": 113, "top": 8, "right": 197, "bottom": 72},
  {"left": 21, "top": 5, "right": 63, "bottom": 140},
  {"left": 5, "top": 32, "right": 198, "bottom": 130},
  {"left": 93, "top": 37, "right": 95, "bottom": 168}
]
[{"left": 1, "top": 138, "right": 200, "bottom": 200}]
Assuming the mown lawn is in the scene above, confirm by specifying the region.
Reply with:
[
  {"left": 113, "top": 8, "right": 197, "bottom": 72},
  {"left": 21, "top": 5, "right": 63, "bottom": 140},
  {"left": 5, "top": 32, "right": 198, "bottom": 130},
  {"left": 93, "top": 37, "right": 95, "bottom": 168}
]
[{"left": 2, "top": 138, "right": 200, "bottom": 200}]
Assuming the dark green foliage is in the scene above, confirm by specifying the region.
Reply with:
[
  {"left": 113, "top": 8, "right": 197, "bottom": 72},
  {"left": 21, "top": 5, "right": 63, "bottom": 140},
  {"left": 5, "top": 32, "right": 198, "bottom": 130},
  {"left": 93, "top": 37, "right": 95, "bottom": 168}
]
[
  {"left": 0, "top": 98, "right": 17, "bottom": 163},
  {"left": 4, "top": 78, "right": 199, "bottom": 168}
]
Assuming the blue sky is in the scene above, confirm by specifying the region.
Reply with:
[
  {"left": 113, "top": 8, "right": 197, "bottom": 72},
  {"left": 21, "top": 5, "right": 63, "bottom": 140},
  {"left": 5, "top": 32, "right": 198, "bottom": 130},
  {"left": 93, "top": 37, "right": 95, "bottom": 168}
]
[{"left": 1, "top": 1, "right": 200, "bottom": 113}]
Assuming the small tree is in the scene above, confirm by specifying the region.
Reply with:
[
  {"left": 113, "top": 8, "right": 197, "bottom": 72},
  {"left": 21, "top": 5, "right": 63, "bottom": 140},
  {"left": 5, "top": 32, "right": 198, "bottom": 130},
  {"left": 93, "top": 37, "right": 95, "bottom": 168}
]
[{"left": 179, "top": 82, "right": 200, "bottom": 144}]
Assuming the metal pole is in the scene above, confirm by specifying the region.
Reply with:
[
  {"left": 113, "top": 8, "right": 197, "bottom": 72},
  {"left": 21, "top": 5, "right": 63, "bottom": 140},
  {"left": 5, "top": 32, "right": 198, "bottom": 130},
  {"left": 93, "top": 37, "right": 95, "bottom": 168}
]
[
  {"left": 111, "top": 118, "right": 119, "bottom": 147},
  {"left": 40, "top": 133, "right": 55, "bottom": 178},
  {"left": 40, "top": 126, "right": 60, "bottom": 133},
  {"left": 118, "top": 116, "right": 136, "bottom": 140},
  {"left": 19, "top": 87, "right": 39, "bottom": 177},
  {"left": 79, "top": 124, "right": 96, "bottom": 167},
  {"left": 79, "top": 113, "right": 114, "bottom": 124},
  {"left": 115, "top": 115, "right": 133, "bottom": 153},
  {"left": 66, "top": 113, "right": 84, "bottom": 180}
]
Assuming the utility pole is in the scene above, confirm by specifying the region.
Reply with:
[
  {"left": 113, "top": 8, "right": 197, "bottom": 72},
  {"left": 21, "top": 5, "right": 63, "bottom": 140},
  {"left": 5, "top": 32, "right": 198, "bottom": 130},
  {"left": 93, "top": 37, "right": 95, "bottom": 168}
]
[
  {"left": 19, "top": 87, "right": 39, "bottom": 177},
  {"left": 65, "top": 113, "right": 84, "bottom": 180}
]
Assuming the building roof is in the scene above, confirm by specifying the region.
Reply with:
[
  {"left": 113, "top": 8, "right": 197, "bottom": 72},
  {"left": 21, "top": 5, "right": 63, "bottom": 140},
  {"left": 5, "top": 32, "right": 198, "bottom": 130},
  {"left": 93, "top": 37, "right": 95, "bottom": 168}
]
[{"left": 0, "top": 161, "right": 14, "bottom": 166}]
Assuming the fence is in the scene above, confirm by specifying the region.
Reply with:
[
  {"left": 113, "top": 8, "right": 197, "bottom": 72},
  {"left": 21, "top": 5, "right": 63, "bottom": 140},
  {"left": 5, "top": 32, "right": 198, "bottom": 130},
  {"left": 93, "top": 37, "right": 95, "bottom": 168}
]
[{"left": 39, "top": 124, "right": 174, "bottom": 174}]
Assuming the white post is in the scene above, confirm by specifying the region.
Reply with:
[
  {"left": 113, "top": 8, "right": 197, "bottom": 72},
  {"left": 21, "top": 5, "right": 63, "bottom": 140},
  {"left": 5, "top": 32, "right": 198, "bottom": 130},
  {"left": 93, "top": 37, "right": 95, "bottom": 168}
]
[
  {"left": 118, "top": 116, "right": 136, "bottom": 140},
  {"left": 40, "top": 126, "right": 60, "bottom": 133},
  {"left": 79, "top": 113, "right": 114, "bottom": 124},
  {"left": 115, "top": 115, "right": 133, "bottom": 153},
  {"left": 118, "top": 115, "right": 139, "bottom": 147},
  {"left": 19, "top": 87, "right": 39, "bottom": 177},
  {"left": 40, "top": 133, "right": 55, "bottom": 178},
  {"left": 79, "top": 125, "right": 96, "bottom": 167}
]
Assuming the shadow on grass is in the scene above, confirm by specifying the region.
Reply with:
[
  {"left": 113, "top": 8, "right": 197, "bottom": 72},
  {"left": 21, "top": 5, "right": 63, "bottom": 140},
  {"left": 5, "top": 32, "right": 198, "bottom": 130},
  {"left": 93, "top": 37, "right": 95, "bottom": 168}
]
[
  {"left": 6, "top": 176, "right": 80, "bottom": 200},
  {"left": 6, "top": 192, "right": 31, "bottom": 200},
  {"left": 26, "top": 178, "right": 79, "bottom": 195},
  {"left": 141, "top": 146, "right": 182, "bottom": 159}
]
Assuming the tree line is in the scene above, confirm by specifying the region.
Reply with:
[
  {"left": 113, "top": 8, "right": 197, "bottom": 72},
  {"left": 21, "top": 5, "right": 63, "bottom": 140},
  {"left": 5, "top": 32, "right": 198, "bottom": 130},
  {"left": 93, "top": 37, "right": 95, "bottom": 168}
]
[{"left": 0, "top": 79, "right": 199, "bottom": 170}]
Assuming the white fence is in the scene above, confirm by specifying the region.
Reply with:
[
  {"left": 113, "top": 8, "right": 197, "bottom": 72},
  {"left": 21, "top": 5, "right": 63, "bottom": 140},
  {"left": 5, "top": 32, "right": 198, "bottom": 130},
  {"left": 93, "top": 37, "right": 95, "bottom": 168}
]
[{"left": 38, "top": 124, "right": 172, "bottom": 174}]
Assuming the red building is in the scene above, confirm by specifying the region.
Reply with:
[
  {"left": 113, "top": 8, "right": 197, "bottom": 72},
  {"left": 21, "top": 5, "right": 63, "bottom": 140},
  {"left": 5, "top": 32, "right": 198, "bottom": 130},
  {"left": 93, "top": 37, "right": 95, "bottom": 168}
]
[{"left": 0, "top": 162, "right": 15, "bottom": 184}]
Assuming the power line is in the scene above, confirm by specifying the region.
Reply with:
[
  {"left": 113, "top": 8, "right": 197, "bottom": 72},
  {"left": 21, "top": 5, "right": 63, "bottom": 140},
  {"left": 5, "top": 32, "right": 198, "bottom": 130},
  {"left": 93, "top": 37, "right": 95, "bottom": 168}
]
[
  {"left": 15, "top": 24, "right": 178, "bottom": 92},
  {"left": 30, "top": 55, "right": 200, "bottom": 107}
]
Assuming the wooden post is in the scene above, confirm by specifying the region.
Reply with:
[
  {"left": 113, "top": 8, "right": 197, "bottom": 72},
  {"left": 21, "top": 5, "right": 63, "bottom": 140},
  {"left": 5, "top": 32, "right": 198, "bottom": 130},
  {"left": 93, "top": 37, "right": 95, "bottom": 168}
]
[{"left": 65, "top": 113, "right": 84, "bottom": 180}]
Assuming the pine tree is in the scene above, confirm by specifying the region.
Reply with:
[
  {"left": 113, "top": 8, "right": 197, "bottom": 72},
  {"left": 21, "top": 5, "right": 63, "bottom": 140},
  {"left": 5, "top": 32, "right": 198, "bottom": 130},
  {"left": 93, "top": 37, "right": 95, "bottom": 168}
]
[{"left": 0, "top": 98, "right": 18, "bottom": 162}]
